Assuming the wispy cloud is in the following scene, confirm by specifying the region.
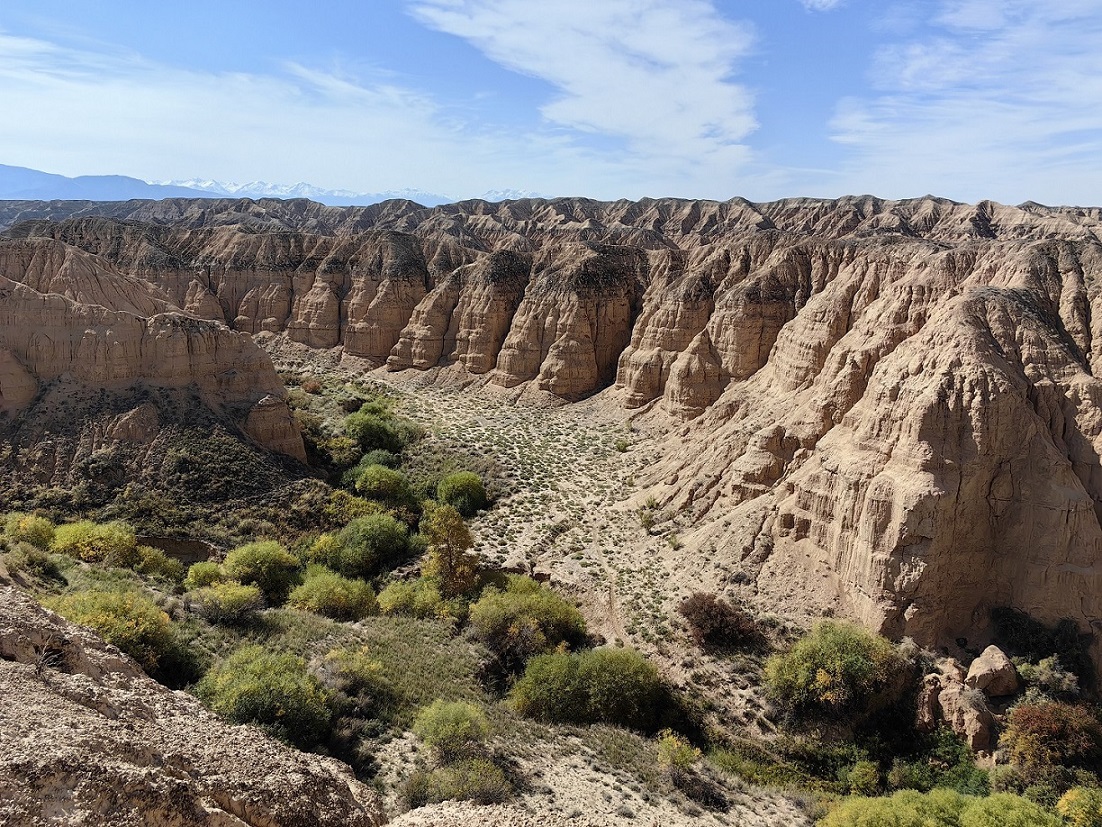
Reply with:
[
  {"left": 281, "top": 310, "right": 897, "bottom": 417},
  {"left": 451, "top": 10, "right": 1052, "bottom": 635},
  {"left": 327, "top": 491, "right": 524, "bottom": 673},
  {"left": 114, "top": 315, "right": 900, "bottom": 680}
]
[
  {"left": 408, "top": 0, "right": 758, "bottom": 187},
  {"left": 826, "top": 1, "right": 1102, "bottom": 204},
  {"left": 0, "top": 1, "right": 765, "bottom": 201},
  {"left": 799, "top": 0, "right": 845, "bottom": 11}
]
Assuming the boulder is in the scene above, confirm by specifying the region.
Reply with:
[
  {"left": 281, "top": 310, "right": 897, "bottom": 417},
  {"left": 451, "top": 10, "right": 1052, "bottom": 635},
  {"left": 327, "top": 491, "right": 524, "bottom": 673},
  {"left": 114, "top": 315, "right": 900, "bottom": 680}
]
[{"left": 965, "top": 645, "right": 1020, "bottom": 697}]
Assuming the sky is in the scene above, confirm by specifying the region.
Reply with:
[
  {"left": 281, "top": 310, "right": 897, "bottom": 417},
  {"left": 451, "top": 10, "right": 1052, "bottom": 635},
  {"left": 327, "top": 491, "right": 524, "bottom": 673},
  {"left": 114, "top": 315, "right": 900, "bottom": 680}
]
[{"left": 1, "top": 0, "right": 1100, "bottom": 205}]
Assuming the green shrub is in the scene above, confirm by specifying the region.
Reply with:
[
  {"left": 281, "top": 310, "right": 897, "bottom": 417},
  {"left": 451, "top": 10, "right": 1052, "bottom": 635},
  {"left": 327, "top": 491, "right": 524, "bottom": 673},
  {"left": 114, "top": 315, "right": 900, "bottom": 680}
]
[
  {"left": 677, "top": 592, "right": 762, "bottom": 648},
  {"left": 511, "top": 647, "right": 663, "bottom": 730},
  {"left": 196, "top": 645, "right": 331, "bottom": 748},
  {"left": 404, "top": 759, "right": 512, "bottom": 807},
  {"left": 1058, "top": 786, "right": 1102, "bottom": 827},
  {"left": 222, "top": 541, "right": 300, "bottom": 604},
  {"left": 188, "top": 581, "right": 265, "bottom": 624},
  {"left": 377, "top": 578, "right": 446, "bottom": 619},
  {"left": 887, "top": 727, "right": 990, "bottom": 795},
  {"left": 361, "top": 449, "right": 400, "bottom": 469},
  {"left": 52, "top": 520, "right": 137, "bottom": 563},
  {"left": 322, "top": 490, "right": 383, "bottom": 525},
  {"left": 469, "top": 575, "right": 587, "bottom": 667},
  {"left": 46, "top": 589, "right": 175, "bottom": 673},
  {"left": 420, "top": 504, "right": 479, "bottom": 598},
  {"left": 309, "top": 514, "right": 409, "bottom": 580},
  {"left": 764, "top": 620, "right": 906, "bottom": 719},
  {"left": 436, "top": 472, "right": 488, "bottom": 518},
  {"left": 960, "top": 792, "right": 1061, "bottom": 827},
  {"left": 4, "top": 512, "right": 55, "bottom": 549},
  {"left": 354, "top": 464, "right": 414, "bottom": 507},
  {"left": 848, "top": 760, "right": 880, "bottom": 795},
  {"left": 657, "top": 729, "right": 701, "bottom": 781},
  {"left": 1000, "top": 700, "right": 1102, "bottom": 789},
  {"left": 184, "top": 561, "right": 225, "bottom": 590},
  {"left": 315, "top": 646, "right": 394, "bottom": 771},
  {"left": 1017, "top": 655, "right": 1080, "bottom": 700},
  {"left": 4, "top": 541, "right": 63, "bottom": 582},
  {"left": 131, "top": 546, "right": 185, "bottom": 582},
  {"left": 288, "top": 566, "right": 377, "bottom": 621},
  {"left": 345, "top": 411, "right": 405, "bottom": 453},
  {"left": 412, "top": 699, "right": 490, "bottom": 761}
]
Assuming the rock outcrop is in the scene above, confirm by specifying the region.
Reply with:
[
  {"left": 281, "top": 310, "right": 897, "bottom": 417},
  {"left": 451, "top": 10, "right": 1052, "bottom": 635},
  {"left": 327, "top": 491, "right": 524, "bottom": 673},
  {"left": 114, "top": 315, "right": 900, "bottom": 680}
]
[
  {"left": 0, "top": 236, "right": 303, "bottom": 461},
  {"left": 0, "top": 586, "right": 385, "bottom": 827},
  {"left": 9, "top": 195, "right": 1102, "bottom": 667}
]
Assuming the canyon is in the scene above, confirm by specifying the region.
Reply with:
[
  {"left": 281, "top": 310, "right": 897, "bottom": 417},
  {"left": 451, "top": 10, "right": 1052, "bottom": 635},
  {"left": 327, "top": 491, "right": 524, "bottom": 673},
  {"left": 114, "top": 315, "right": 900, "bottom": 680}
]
[{"left": 4, "top": 193, "right": 1102, "bottom": 667}]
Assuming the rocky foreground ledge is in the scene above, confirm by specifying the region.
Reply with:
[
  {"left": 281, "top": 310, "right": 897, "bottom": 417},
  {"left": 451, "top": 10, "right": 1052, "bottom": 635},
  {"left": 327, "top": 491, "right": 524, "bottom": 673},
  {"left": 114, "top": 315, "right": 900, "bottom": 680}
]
[{"left": 0, "top": 573, "right": 385, "bottom": 827}]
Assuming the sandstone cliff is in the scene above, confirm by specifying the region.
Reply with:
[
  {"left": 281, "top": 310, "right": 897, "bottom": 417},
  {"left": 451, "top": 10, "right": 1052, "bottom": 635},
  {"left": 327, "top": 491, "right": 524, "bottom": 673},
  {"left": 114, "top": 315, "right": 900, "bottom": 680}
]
[
  {"left": 9, "top": 195, "right": 1102, "bottom": 665},
  {"left": 0, "top": 236, "right": 304, "bottom": 463},
  {"left": 0, "top": 584, "right": 384, "bottom": 826}
]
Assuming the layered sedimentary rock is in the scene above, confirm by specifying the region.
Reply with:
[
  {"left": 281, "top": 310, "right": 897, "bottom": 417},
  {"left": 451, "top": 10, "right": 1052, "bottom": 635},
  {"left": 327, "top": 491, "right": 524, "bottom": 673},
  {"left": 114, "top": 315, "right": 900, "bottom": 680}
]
[
  {"left": 0, "top": 236, "right": 303, "bottom": 461},
  {"left": 10, "top": 194, "right": 1102, "bottom": 664}
]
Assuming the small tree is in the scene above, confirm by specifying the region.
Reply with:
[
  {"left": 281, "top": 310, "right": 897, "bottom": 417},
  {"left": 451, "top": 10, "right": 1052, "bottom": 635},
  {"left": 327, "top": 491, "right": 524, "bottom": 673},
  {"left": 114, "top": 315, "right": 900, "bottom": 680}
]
[{"left": 421, "top": 504, "right": 480, "bottom": 598}]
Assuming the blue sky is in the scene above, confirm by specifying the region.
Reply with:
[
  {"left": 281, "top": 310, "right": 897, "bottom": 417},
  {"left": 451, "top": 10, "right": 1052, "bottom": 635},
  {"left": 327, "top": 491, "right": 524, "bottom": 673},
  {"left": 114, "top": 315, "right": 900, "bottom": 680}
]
[{"left": 1, "top": 0, "right": 1100, "bottom": 205}]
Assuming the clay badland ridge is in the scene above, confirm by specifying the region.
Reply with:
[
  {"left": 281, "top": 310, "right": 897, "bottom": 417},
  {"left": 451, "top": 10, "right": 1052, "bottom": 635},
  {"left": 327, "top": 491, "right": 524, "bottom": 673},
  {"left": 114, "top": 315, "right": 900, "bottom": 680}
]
[{"left": 3, "top": 193, "right": 1102, "bottom": 668}]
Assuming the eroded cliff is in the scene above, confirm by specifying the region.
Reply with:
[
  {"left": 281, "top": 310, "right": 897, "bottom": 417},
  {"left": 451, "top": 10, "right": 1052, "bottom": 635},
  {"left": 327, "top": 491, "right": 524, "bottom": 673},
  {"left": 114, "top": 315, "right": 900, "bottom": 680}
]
[{"left": 9, "top": 194, "right": 1102, "bottom": 663}]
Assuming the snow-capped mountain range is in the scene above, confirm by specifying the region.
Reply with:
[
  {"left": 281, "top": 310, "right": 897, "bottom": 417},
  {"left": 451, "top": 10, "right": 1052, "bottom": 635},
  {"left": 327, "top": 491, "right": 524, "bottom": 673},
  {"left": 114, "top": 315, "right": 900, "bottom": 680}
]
[
  {"left": 158, "top": 179, "right": 544, "bottom": 207},
  {"left": 0, "top": 164, "right": 543, "bottom": 207}
]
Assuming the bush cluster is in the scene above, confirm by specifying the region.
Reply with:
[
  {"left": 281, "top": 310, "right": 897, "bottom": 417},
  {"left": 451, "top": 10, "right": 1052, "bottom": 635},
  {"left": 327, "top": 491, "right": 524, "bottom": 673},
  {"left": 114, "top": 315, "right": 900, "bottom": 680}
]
[
  {"left": 188, "top": 581, "right": 265, "bottom": 625},
  {"left": 377, "top": 578, "right": 447, "bottom": 619},
  {"left": 999, "top": 700, "right": 1102, "bottom": 794},
  {"left": 469, "top": 575, "right": 587, "bottom": 668},
  {"left": 196, "top": 645, "right": 331, "bottom": 749},
  {"left": 4, "top": 512, "right": 56, "bottom": 549},
  {"left": 511, "top": 647, "right": 664, "bottom": 731},
  {"left": 764, "top": 620, "right": 907, "bottom": 720},
  {"left": 46, "top": 588, "right": 176, "bottom": 674},
  {"left": 821, "top": 789, "right": 1060, "bottom": 827},
  {"left": 309, "top": 514, "right": 410, "bottom": 580},
  {"left": 223, "top": 541, "right": 300, "bottom": 604},
  {"left": 288, "top": 566, "right": 377, "bottom": 621},
  {"left": 436, "top": 472, "right": 488, "bottom": 518},
  {"left": 413, "top": 699, "right": 491, "bottom": 761}
]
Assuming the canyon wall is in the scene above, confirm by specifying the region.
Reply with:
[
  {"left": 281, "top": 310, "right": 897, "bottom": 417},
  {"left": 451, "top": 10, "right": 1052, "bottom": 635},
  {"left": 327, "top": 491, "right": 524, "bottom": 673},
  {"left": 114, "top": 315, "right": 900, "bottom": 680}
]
[{"left": 9, "top": 195, "right": 1102, "bottom": 658}]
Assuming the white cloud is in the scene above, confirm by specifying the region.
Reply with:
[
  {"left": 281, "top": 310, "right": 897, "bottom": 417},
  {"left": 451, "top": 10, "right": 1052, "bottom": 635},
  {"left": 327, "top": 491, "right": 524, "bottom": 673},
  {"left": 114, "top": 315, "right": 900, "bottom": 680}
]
[
  {"left": 799, "top": 0, "right": 845, "bottom": 11},
  {"left": 408, "top": 0, "right": 758, "bottom": 180},
  {"left": 0, "top": 2, "right": 765, "bottom": 201},
  {"left": 825, "top": 1, "right": 1102, "bottom": 204}
]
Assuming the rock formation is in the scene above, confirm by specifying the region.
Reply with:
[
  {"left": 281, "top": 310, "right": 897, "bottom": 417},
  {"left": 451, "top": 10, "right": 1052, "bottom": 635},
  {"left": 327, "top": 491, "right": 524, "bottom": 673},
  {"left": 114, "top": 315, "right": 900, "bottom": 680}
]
[
  {"left": 0, "top": 236, "right": 304, "bottom": 462},
  {"left": 0, "top": 584, "right": 385, "bottom": 826},
  {"left": 8, "top": 194, "right": 1102, "bottom": 667}
]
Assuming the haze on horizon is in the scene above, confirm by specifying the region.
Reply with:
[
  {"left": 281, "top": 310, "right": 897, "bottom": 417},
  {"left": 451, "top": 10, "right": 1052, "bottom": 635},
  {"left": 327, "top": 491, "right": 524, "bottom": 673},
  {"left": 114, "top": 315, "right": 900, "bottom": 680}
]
[{"left": 0, "top": 0, "right": 1099, "bottom": 206}]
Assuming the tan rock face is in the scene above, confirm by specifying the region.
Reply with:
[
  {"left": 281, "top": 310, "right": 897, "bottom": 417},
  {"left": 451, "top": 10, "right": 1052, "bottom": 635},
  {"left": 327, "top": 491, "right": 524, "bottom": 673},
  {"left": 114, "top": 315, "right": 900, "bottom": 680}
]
[
  {"left": 14, "top": 195, "right": 1102, "bottom": 669},
  {"left": 0, "top": 587, "right": 384, "bottom": 827},
  {"left": 0, "top": 237, "right": 303, "bottom": 460}
]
